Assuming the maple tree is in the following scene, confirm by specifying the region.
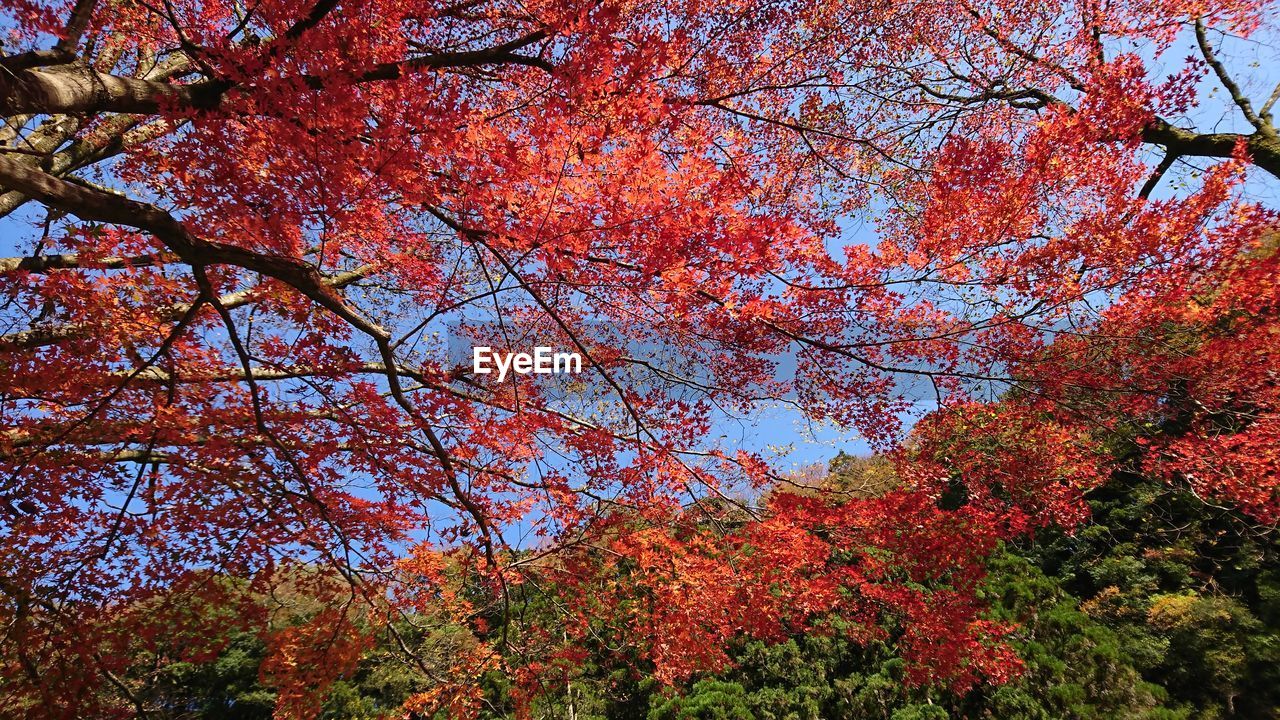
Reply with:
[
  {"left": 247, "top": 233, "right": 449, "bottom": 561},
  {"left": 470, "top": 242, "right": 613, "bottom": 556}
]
[{"left": 1, "top": 0, "right": 1278, "bottom": 717}]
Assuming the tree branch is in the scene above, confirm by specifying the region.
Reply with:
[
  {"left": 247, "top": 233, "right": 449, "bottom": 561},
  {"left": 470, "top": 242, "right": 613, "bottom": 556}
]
[
  {"left": 2, "top": 32, "right": 551, "bottom": 117},
  {"left": 1194, "top": 17, "right": 1266, "bottom": 132},
  {"left": 1139, "top": 151, "right": 1179, "bottom": 199},
  {"left": 0, "top": 251, "right": 176, "bottom": 274},
  {"left": 1141, "top": 117, "right": 1280, "bottom": 179},
  {"left": 55, "top": 0, "right": 100, "bottom": 56}
]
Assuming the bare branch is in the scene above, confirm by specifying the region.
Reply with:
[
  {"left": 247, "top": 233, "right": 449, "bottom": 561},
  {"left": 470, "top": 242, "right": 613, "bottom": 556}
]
[{"left": 1195, "top": 17, "right": 1265, "bottom": 132}]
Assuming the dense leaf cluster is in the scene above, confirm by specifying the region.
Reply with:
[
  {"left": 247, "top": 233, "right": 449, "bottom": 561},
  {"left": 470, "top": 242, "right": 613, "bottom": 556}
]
[{"left": 95, "top": 465, "right": 1278, "bottom": 720}]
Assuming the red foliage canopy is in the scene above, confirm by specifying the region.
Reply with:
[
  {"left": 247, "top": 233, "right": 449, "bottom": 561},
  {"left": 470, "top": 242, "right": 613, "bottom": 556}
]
[{"left": 1, "top": 0, "right": 1277, "bottom": 716}]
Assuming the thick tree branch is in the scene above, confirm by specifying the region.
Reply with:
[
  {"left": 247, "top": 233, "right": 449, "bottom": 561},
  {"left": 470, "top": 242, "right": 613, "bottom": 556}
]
[
  {"left": 55, "top": 0, "right": 100, "bottom": 56},
  {"left": 0, "top": 116, "right": 173, "bottom": 220},
  {"left": 1, "top": 64, "right": 228, "bottom": 115},
  {"left": 2, "top": 32, "right": 551, "bottom": 117},
  {"left": 0, "top": 155, "right": 384, "bottom": 342},
  {"left": 283, "top": 0, "right": 341, "bottom": 41},
  {"left": 0, "top": 262, "right": 372, "bottom": 350},
  {"left": 1141, "top": 118, "right": 1280, "bottom": 179},
  {"left": 0, "top": 251, "right": 176, "bottom": 274}
]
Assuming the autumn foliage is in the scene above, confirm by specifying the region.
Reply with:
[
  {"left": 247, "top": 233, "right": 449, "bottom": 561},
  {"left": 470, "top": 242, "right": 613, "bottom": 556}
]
[{"left": 1, "top": 0, "right": 1278, "bottom": 716}]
